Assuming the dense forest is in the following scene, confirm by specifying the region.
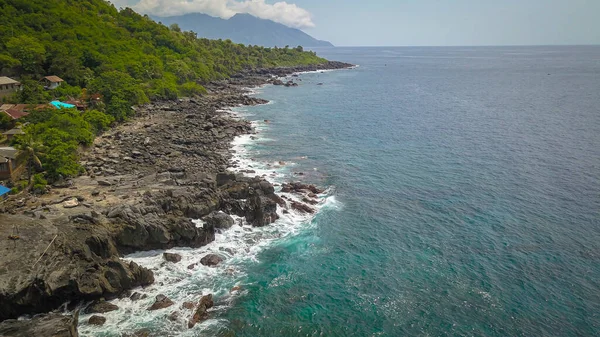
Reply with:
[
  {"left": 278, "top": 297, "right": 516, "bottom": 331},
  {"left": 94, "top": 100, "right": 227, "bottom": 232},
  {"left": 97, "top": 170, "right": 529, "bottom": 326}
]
[
  {"left": 0, "top": 0, "right": 325, "bottom": 108},
  {"left": 0, "top": 0, "right": 327, "bottom": 188}
]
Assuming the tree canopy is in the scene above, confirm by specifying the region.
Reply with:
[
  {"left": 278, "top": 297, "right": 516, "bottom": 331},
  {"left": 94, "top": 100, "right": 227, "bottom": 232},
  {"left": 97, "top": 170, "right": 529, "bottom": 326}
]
[
  {"left": 0, "top": 0, "right": 328, "bottom": 184},
  {"left": 0, "top": 0, "right": 327, "bottom": 118}
]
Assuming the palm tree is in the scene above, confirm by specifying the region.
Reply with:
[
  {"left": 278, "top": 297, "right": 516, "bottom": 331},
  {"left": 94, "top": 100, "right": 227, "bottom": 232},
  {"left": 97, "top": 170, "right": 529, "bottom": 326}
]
[{"left": 13, "top": 134, "right": 43, "bottom": 186}]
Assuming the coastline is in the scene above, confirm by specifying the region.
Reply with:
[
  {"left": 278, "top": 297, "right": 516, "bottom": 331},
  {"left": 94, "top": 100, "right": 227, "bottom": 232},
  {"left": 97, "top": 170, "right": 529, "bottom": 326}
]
[{"left": 0, "top": 61, "right": 353, "bottom": 336}]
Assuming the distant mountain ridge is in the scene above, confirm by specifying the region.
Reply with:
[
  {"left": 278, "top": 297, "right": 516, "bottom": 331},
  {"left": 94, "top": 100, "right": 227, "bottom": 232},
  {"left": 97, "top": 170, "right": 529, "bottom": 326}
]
[{"left": 153, "top": 13, "right": 333, "bottom": 48}]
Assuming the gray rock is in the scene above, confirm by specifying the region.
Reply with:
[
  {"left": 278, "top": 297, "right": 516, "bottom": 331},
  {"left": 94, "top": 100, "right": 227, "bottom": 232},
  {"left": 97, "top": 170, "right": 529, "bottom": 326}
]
[
  {"left": 203, "top": 211, "right": 235, "bottom": 229},
  {"left": 200, "top": 254, "right": 223, "bottom": 267},
  {"left": 130, "top": 292, "right": 142, "bottom": 301},
  {"left": 85, "top": 300, "right": 119, "bottom": 314},
  {"left": 88, "top": 315, "right": 106, "bottom": 326},
  {"left": 0, "top": 313, "right": 79, "bottom": 337},
  {"left": 148, "top": 294, "right": 174, "bottom": 311},
  {"left": 188, "top": 294, "right": 214, "bottom": 328},
  {"left": 163, "top": 252, "right": 182, "bottom": 263}
]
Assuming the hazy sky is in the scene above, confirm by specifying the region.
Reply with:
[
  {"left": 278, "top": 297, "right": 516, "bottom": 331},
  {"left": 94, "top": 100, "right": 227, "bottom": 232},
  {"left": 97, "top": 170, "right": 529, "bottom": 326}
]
[{"left": 110, "top": 0, "right": 600, "bottom": 46}]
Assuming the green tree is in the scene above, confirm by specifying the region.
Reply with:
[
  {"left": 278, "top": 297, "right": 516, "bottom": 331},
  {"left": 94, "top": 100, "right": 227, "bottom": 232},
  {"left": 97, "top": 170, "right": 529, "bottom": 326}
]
[
  {"left": 5, "top": 36, "right": 46, "bottom": 75},
  {"left": 16, "top": 80, "right": 50, "bottom": 104},
  {"left": 13, "top": 134, "right": 44, "bottom": 186},
  {"left": 0, "top": 112, "right": 13, "bottom": 130},
  {"left": 89, "top": 71, "right": 149, "bottom": 121},
  {"left": 83, "top": 109, "right": 114, "bottom": 134}
]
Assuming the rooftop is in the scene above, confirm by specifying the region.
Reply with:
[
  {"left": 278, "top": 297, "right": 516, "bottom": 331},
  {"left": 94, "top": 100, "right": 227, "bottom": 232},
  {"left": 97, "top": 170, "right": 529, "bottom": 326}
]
[
  {"left": 43, "top": 76, "right": 64, "bottom": 83},
  {"left": 0, "top": 77, "right": 20, "bottom": 86},
  {"left": 2, "top": 109, "right": 29, "bottom": 120},
  {"left": 0, "top": 147, "right": 17, "bottom": 160},
  {"left": 2, "top": 127, "right": 24, "bottom": 136}
]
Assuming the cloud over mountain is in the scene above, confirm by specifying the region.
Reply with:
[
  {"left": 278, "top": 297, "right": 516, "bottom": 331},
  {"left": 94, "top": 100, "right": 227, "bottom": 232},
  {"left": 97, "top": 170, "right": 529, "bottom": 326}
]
[{"left": 120, "top": 0, "right": 315, "bottom": 28}]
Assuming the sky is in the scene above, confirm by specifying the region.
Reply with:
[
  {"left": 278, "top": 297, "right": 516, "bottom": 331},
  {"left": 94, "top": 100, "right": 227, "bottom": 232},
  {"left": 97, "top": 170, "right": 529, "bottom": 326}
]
[{"left": 109, "top": 0, "right": 600, "bottom": 46}]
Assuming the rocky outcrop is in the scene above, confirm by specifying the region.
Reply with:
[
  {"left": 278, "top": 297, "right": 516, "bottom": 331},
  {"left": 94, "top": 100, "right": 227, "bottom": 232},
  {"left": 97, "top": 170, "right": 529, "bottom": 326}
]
[
  {"left": 0, "top": 312, "right": 79, "bottom": 337},
  {"left": 148, "top": 294, "right": 174, "bottom": 311},
  {"left": 0, "top": 61, "right": 351, "bottom": 328},
  {"left": 0, "top": 215, "right": 154, "bottom": 321},
  {"left": 203, "top": 211, "right": 235, "bottom": 229},
  {"left": 281, "top": 182, "right": 325, "bottom": 195},
  {"left": 88, "top": 315, "right": 107, "bottom": 326},
  {"left": 218, "top": 174, "right": 280, "bottom": 227},
  {"left": 200, "top": 254, "right": 223, "bottom": 267},
  {"left": 163, "top": 252, "right": 182, "bottom": 263},
  {"left": 188, "top": 294, "right": 214, "bottom": 328},
  {"left": 85, "top": 301, "right": 119, "bottom": 314}
]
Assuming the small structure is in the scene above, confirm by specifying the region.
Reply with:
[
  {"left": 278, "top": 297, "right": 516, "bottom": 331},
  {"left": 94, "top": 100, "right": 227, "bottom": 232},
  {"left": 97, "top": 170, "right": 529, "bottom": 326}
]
[
  {"left": 0, "top": 184, "right": 10, "bottom": 200},
  {"left": 41, "top": 76, "right": 65, "bottom": 90},
  {"left": 64, "top": 99, "right": 87, "bottom": 111},
  {"left": 50, "top": 101, "right": 76, "bottom": 109},
  {"left": 0, "top": 77, "right": 21, "bottom": 98},
  {"left": 2, "top": 126, "right": 25, "bottom": 142},
  {"left": 1, "top": 103, "right": 53, "bottom": 120},
  {"left": 0, "top": 146, "right": 18, "bottom": 181}
]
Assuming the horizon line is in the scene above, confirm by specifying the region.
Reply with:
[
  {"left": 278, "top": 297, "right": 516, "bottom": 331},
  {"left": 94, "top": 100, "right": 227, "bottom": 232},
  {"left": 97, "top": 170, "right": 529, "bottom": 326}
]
[{"left": 315, "top": 43, "right": 600, "bottom": 48}]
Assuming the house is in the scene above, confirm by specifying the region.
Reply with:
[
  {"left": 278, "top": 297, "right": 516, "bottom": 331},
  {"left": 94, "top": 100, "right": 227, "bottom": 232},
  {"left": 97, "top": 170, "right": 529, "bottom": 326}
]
[
  {"left": 2, "top": 126, "right": 25, "bottom": 142},
  {"left": 41, "top": 76, "right": 65, "bottom": 90},
  {"left": 1, "top": 103, "right": 53, "bottom": 120},
  {"left": 0, "top": 146, "right": 18, "bottom": 181},
  {"left": 64, "top": 99, "right": 87, "bottom": 111},
  {"left": 0, "top": 77, "right": 21, "bottom": 98}
]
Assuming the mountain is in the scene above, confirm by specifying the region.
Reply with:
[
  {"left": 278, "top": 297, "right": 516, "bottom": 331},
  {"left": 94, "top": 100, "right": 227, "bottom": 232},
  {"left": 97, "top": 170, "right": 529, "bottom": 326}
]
[{"left": 153, "top": 13, "right": 334, "bottom": 48}]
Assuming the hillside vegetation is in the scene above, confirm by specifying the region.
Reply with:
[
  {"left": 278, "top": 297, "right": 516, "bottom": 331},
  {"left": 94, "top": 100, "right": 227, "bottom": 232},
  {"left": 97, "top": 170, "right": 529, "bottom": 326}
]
[
  {"left": 0, "top": 0, "right": 327, "bottom": 186},
  {"left": 0, "top": 0, "right": 326, "bottom": 112}
]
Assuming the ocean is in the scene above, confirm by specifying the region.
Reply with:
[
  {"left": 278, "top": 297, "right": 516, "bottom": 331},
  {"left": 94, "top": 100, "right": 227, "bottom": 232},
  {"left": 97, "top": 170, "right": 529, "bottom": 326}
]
[{"left": 81, "top": 46, "right": 600, "bottom": 336}]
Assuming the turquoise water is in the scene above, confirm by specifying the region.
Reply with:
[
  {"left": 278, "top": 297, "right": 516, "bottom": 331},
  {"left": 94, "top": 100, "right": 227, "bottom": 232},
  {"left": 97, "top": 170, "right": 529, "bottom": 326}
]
[
  {"left": 80, "top": 46, "right": 600, "bottom": 336},
  {"left": 213, "top": 47, "right": 600, "bottom": 336}
]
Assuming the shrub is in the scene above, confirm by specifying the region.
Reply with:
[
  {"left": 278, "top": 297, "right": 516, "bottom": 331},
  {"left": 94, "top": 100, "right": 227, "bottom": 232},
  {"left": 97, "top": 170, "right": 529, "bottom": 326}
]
[
  {"left": 84, "top": 109, "right": 115, "bottom": 134},
  {"left": 179, "top": 82, "right": 207, "bottom": 97},
  {"left": 31, "top": 173, "right": 48, "bottom": 194}
]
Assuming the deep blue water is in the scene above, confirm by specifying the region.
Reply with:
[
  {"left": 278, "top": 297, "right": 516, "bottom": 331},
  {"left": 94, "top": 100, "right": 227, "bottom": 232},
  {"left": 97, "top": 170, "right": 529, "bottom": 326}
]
[{"left": 214, "top": 46, "right": 600, "bottom": 336}]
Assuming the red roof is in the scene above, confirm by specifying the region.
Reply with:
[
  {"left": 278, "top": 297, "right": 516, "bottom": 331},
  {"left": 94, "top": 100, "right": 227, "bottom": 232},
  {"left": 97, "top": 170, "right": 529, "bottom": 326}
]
[{"left": 3, "top": 109, "right": 29, "bottom": 119}]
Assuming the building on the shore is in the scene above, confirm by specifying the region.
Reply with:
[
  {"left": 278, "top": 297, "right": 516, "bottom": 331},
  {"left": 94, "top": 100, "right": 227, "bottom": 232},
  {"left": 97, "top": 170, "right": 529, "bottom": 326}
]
[
  {"left": 2, "top": 126, "right": 24, "bottom": 142},
  {"left": 0, "top": 77, "right": 21, "bottom": 98},
  {"left": 1, "top": 103, "right": 53, "bottom": 120},
  {"left": 0, "top": 146, "right": 18, "bottom": 181},
  {"left": 41, "top": 75, "right": 65, "bottom": 90},
  {"left": 64, "top": 99, "right": 87, "bottom": 111}
]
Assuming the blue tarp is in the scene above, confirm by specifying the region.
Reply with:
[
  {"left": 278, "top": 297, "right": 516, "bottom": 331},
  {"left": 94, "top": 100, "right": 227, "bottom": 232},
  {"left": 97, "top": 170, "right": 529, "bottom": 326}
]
[
  {"left": 50, "top": 101, "right": 76, "bottom": 109},
  {"left": 0, "top": 185, "right": 10, "bottom": 197}
]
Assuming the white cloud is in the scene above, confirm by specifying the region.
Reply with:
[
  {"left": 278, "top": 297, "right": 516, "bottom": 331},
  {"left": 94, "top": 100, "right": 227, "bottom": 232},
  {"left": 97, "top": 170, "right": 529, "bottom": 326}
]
[
  {"left": 127, "top": 0, "right": 315, "bottom": 28},
  {"left": 231, "top": 0, "right": 314, "bottom": 28}
]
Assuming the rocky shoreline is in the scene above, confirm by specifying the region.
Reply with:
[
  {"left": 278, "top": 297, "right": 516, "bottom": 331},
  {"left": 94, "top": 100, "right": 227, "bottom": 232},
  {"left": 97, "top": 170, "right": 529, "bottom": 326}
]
[{"left": 0, "top": 61, "right": 353, "bottom": 336}]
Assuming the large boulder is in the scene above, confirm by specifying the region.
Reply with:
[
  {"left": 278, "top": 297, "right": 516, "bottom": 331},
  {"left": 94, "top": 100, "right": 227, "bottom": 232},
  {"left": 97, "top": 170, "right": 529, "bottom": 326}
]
[
  {"left": 216, "top": 172, "right": 236, "bottom": 186},
  {"left": 163, "top": 252, "right": 182, "bottom": 263},
  {"left": 203, "top": 212, "right": 235, "bottom": 229},
  {"left": 245, "top": 194, "right": 278, "bottom": 227},
  {"left": 200, "top": 254, "right": 223, "bottom": 267},
  {"left": 0, "top": 312, "right": 79, "bottom": 337},
  {"left": 147, "top": 294, "right": 174, "bottom": 311},
  {"left": 88, "top": 315, "right": 107, "bottom": 326},
  {"left": 188, "top": 294, "right": 214, "bottom": 328},
  {"left": 85, "top": 301, "right": 119, "bottom": 314}
]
